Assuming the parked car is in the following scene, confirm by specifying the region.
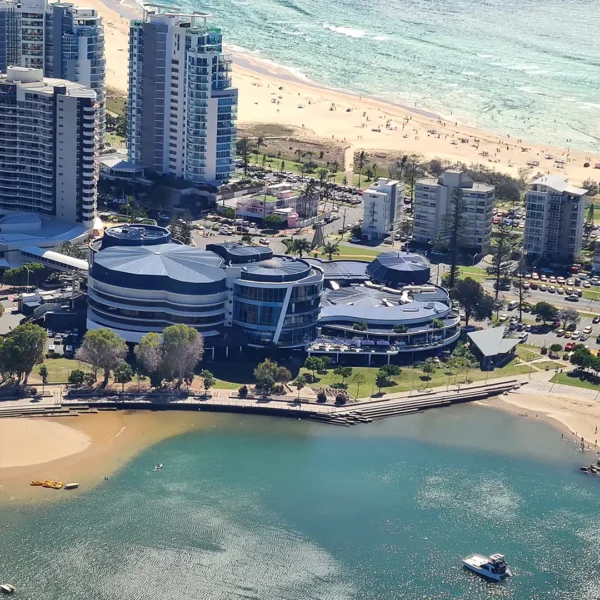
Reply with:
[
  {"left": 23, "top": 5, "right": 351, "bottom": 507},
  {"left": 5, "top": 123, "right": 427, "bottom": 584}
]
[
  {"left": 565, "top": 342, "right": 576, "bottom": 351},
  {"left": 349, "top": 237, "right": 362, "bottom": 244}
]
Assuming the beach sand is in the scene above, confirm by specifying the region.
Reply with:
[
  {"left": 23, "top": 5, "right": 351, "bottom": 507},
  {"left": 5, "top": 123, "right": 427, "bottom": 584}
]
[
  {"left": 0, "top": 411, "right": 216, "bottom": 504},
  {"left": 88, "top": 0, "right": 600, "bottom": 186},
  {"left": 488, "top": 389, "right": 600, "bottom": 450}
]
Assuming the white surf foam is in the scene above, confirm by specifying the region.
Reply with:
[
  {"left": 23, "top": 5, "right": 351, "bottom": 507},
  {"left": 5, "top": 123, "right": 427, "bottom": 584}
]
[{"left": 323, "top": 23, "right": 366, "bottom": 38}]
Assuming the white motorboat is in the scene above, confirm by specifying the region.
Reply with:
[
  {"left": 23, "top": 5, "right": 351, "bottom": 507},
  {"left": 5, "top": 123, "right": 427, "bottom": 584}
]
[
  {"left": 64, "top": 482, "right": 79, "bottom": 490},
  {"left": 462, "top": 553, "right": 512, "bottom": 581},
  {"left": 0, "top": 583, "right": 16, "bottom": 594}
]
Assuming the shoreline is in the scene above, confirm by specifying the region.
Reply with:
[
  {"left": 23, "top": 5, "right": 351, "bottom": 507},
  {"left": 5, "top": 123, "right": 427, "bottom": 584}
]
[
  {"left": 84, "top": 0, "right": 600, "bottom": 185},
  {"left": 0, "top": 411, "right": 217, "bottom": 504},
  {"left": 482, "top": 389, "right": 600, "bottom": 451}
]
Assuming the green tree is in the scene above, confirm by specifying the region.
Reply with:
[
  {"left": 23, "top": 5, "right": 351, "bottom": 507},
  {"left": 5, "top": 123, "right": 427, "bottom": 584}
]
[
  {"left": 38, "top": 364, "right": 48, "bottom": 394},
  {"left": 421, "top": 361, "right": 436, "bottom": 381},
  {"left": 321, "top": 242, "right": 340, "bottom": 260},
  {"left": 76, "top": 328, "right": 128, "bottom": 387},
  {"left": 162, "top": 324, "right": 205, "bottom": 389},
  {"left": 532, "top": 301, "right": 560, "bottom": 324},
  {"left": 55, "top": 241, "right": 87, "bottom": 260},
  {"left": 379, "top": 364, "right": 401, "bottom": 378},
  {"left": 304, "top": 356, "right": 323, "bottom": 379},
  {"left": 444, "top": 187, "right": 466, "bottom": 289},
  {"left": 200, "top": 369, "right": 215, "bottom": 395},
  {"left": 559, "top": 308, "right": 580, "bottom": 330},
  {"left": 134, "top": 332, "right": 163, "bottom": 387},
  {"left": 431, "top": 318, "right": 445, "bottom": 329},
  {"left": 356, "top": 151, "right": 368, "bottom": 187},
  {"left": 393, "top": 324, "right": 408, "bottom": 333},
  {"left": 292, "top": 239, "right": 312, "bottom": 258},
  {"left": 264, "top": 214, "right": 284, "bottom": 229},
  {"left": 295, "top": 375, "right": 305, "bottom": 400},
  {"left": 548, "top": 343, "right": 563, "bottom": 357},
  {"left": 254, "top": 358, "right": 290, "bottom": 392},
  {"left": 487, "top": 221, "right": 519, "bottom": 301},
  {"left": 4, "top": 323, "right": 46, "bottom": 384},
  {"left": 351, "top": 372, "right": 365, "bottom": 398},
  {"left": 3, "top": 263, "right": 45, "bottom": 288},
  {"left": 334, "top": 365, "right": 353, "bottom": 384},
  {"left": 375, "top": 372, "right": 388, "bottom": 393},
  {"left": 450, "top": 277, "right": 494, "bottom": 326},
  {"left": 222, "top": 206, "right": 236, "bottom": 219},
  {"left": 352, "top": 320, "right": 368, "bottom": 331},
  {"left": 169, "top": 218, "right": 192, "bottom": 245},
  {"left": 236, "top": 137, "right": 254, "bottom": 175},
  {"left": 238, "top": 384, "right": 249, "bottom": 398},
  {"left": 113, "top": 362, "right": 134, "bottom": 393},
  {"left": 241, "top": 234, "right": 253, "bottom": 244},
  {"left": 255, "top": 136, "right": 264, "bottom": 165},
  {"left": 68, "top": 369, "right": 86, "bottom": 386},
  {"left": 571, "top": 347, "right": 594, "bottom": 371}
]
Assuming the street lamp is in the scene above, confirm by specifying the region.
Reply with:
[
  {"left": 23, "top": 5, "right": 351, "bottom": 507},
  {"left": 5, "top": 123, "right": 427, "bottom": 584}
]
[{"left": 23, "top": 264, "right": 32, "bottom": 292}]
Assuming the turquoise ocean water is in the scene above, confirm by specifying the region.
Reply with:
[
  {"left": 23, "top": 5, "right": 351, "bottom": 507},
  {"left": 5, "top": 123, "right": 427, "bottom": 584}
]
[
  {"left": 2, "top": 404, "right": 600, "bottom": 599},
  {"left": 165, "top": 0, "right": 600, "bottom": 152}
]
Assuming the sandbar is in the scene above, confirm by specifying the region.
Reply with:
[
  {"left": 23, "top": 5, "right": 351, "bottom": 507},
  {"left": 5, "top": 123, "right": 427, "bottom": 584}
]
[
  {"left": 0, "top": 410, "right": 216, "bottom": 504},
  {"left": 0, "top": 418, "right": 91, "bottom": 468}
]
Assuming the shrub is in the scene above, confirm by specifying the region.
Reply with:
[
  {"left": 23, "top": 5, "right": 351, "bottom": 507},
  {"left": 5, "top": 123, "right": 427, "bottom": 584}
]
[
  {"left": 317, "top": 391, "right": 327, "bottom": 403},
  {"left": 271, "top": 383, "right": 284, "bottom": 395},
  {"left": 335, "top": 392, "right": 348, "bottom": 405},
  {"left": 238, "top": 384, "right": 248, "bottom": 399}
]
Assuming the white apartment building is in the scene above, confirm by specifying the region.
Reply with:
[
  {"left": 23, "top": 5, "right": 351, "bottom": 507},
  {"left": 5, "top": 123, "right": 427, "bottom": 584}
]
[
  {"left": 524, "top": 175, "right": 587, "bottom": 263},
  {"left": 362, "top": 178, "right": 404, "bottom": 240},
  {"left": 128, "top": 7, "right": 238, "bottom": 185},
  {"left": 0, "top": 0, "right": 106, "bottom": 147},
  {"left": 413, "top": 170, "right": 494, "bottom": 252},
  {"left": 0, "top": 66, "right": 97, "bottom": 226}
]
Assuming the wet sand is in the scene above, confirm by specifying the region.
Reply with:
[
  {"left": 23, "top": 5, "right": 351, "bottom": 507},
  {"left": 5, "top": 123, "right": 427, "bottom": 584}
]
[{"left": 0, "top": 411, "right": 217, "bottom": 504}]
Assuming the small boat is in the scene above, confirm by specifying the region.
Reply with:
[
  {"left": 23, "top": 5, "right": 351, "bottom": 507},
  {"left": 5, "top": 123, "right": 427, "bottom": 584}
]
[
  {"left": 156, "top": 463, "right": 164, "bottom": 470},
  {"left": 42, "top": 480, "right": 64, "bottom": 490},
  {"left": 462, "top": 553, "right": 512, "bottom": 581},
  {"left": 30, "top": 480, "right": 44, "bottom": 486},
  {"left": 0, "top": 584, "right": 16, "bottom": 594},
  {"left": 581, "top": 466, "right": 591, "bottom": 473},
  {"left": 64, "top": 483, "right": 79, "bottom": 490}
]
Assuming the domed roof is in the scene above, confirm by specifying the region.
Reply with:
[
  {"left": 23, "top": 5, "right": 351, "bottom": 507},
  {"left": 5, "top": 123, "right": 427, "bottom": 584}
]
[
  {"left": 92, "top": 244, "right": 226, "bottom": 293},
  {"left": 367, "top": 252, "right": 430, "bottom": 285},
  {"left": 240, "top": 256, "right": 312, "bottom": 282}
]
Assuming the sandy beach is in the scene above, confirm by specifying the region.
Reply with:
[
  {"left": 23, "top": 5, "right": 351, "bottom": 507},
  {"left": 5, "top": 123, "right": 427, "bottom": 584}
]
[
  {"left": 88, "top": 0, "right": 600, "bottom": 186},
  {"left": 0, "top": 411, "right": 216, "bottom": 503}
]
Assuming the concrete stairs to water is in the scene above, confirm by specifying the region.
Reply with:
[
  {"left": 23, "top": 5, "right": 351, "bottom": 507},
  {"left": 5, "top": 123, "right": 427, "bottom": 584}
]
[
  {"left": 0, "top": 404, "right": 97, "bottom": 419},
  {"left": 306, "top": 380, "right": 520, "bottom": 426}
]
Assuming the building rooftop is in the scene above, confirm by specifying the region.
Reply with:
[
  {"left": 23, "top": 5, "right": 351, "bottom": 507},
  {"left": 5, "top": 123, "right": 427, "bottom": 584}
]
[
  {"left": 531, "top": 175, "right": 587, "bottom": 196},
  {"left": 367, "top": 251, "right": 430, "bottom": 282},
  {"left": 467, "top": 326, "right": 519, "bottom": 357},
  {"left": 92, "top": 244, "right": 226, "bottom": 289},
  {"left": 240, "top": 256, "right": 312, "bottom": 282},
  {"left": 2, "top": 66, "right": 96, "bottom": 99},
  {"left": 207, "top": 242, "right": 273, "bottom": 264},
  {"left": 304, "top": 258, "right": 368, "bottom": 281}
]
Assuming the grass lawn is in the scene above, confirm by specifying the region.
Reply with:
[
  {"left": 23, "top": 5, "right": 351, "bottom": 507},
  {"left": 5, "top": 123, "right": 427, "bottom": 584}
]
[
  {"left": 550, "top": 371, "right": 600, "bottom": 391},
  {"left": 534, "top": 361, "right": 562, "bottom": 371},
  {"left": 29, "top": 358, "right": 93, "bottom": 384},
  {"left": 203, "top": 361, "right": 265, "bottom": 390},
  {"left": 582, "top": 288, "right": 600, "bottom": 301},
  {"left": 295, "top": 361, "right": 534, "bottom": 397},
  {"left": 334, "top": 245, "right": 383, "bottom": 259}
]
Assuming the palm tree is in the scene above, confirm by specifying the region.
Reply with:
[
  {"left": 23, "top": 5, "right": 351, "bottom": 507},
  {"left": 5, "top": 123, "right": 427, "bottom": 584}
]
[
  {"left": 255, "top": 136, "right": 264, "bottom": 165},
  {"left": 294, "top": 239, "right": 312, "bottom": 258},
  {"left": 372, "top": 163, "right": 378, "bottom": 179},
  {"left": 321, "top": 242, "right": 340, "bottom": 261},
  {"left": 357, "top": 150, "right": 368, "bottom": 187},
  {"left": 282, "top": 238, "right": 295, "bottom": 254},
  {"left": 303, "top": 178, "right": 318, "bottom": 199},
  {"left": 236, "top": 138, "right": 255, "bottom": 175}
]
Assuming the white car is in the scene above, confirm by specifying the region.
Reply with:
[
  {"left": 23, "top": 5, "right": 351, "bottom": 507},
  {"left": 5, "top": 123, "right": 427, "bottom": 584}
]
[
  {"left": 583, "top": 326, "right": 593, "bottom": 334},
  {"left": 258, "top": 238, "right": 269, "bottom": 245},
  {"left": 499, "top": 313, "right": 508, "bottom": 322}
]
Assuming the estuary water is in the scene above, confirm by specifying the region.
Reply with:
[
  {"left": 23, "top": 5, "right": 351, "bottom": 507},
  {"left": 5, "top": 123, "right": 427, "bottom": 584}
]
[
  {"left": 169, "top": 0, "right": 600, "bottom": 151},
  {"left": 1, "top": 404, "right": 599, "bottom": 599}
]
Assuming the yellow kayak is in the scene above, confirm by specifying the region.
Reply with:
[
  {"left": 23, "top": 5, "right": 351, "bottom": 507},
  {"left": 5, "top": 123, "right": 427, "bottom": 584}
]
[{"left": 30, "top": 480, "right": 44, "bottom": 486}]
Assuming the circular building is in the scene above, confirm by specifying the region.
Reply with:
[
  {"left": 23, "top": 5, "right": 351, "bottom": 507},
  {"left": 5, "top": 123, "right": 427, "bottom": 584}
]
[
  {"left": 231, "top": 256, "right": 323, "bottom": 347},
  {"left": 206, "top": 242, "right": 273, "bottom": 264},
  {"left": 95, "top": 224, "right": 171, "bottom": 252},
  {"left": 87, "top": 244, "right": 227, "bottom": 342},
  {"left": 366, "top": 252, "right": 431, "bottom": 287}
]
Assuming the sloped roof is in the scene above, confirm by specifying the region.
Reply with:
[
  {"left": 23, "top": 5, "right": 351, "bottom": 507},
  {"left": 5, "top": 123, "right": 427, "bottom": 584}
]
[
  {"left": 532, "top": 175, "right": 587, "bottom": 196},
  {"left": 467, "top": 326, "right": 519, "bottom": 357},
  {"left": 94, "top": 244, "right": 225, "bottom": 284}
]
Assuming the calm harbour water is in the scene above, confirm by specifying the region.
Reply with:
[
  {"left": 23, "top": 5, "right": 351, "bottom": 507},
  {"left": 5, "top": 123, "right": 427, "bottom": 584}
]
[
  {"left": 1, "top": 404, "right": 599, "bottom": 599},
  {"left": 165, "top": 0, "right": 600, "bottom": 151}
]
